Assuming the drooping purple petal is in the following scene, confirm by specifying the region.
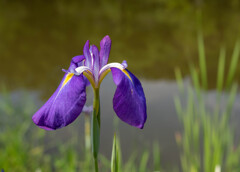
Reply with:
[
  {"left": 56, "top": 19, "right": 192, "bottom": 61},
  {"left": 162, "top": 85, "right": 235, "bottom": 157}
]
[
  {"left": 100, "top": 35, "right": 111, "bottom": 68},
  {"left": 83, "top": 40, "right": 92, "bottom": 68},
  {"left": 32, "top": 73, "right": 86, "bottom": 130},
  {"left": 111, "top": 68, "right": 147, "bottom": 129}
]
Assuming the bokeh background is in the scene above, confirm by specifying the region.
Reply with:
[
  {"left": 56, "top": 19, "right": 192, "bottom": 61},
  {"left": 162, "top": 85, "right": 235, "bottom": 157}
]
[{"left": 1, "top": 0, "right": 240, "bottom": 171}]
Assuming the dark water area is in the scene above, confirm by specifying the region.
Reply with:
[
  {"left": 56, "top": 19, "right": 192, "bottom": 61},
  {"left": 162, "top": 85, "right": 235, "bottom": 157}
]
[
  {"left": 1, "top": 0, "right": 240, "bottom": 94},
  {"left": 1, "top": 0, "right": 240, "bottom": 170}
]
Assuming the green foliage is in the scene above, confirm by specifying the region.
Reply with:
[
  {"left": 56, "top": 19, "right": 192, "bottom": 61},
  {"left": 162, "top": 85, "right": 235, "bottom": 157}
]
[
  {"left": 153, "top": 142, "right": 161, "bottom": 171},
  {"left": 175, "top": 35, "right": 240, "bottom": 172},
  {"left": 0, "top": 88, "right": 50, "bottom": 171},
  {"left": 54, "top": 144, "right": 78, "bottom": 172},
  {"left": 139, "top": 150, "right": 150, "bottom": 172},
  {"left": 111, "top": 134, "right": 119, "bottom": 172},
  {"left": 0, "top": 88, "right": 86, "bottom": 171},
  {"left": 106, "top": 136, "right": 161, "bottom": 172},
  {"left": 226, "top": 40, "right": 240, "bottom": 88}
]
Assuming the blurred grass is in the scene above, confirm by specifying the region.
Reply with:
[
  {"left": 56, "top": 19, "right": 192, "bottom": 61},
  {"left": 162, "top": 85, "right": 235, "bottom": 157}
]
[
  {"left": 174, "top": 34, "right": 240, "bottom": 172},
  {"left": 0, "top": 86, "right": 51, "bottom": 171}
]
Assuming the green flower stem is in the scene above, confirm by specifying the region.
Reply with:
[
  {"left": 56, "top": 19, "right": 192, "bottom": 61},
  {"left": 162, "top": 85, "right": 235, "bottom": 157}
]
[{"left": 91, "top": 88, "right": 100, "bottom": 172}]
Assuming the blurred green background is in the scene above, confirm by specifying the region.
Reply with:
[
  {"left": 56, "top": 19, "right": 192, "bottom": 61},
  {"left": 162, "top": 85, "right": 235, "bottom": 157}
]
[{"left": 1, "top": 0, "right": 240, "bottom": 171}]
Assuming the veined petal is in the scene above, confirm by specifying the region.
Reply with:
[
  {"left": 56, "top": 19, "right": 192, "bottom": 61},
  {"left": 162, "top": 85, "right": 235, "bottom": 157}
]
[
  {"left": 100, "top": 35, "right": 111, "bottom": 68},
  {"left": 111, "top": 68, "right": 147, "bottom": 129},
  {"left": 83, "top": 40, "right": 92, "bottom": 68},
  {"left": 32, "top": 73, "right": 87, "bottom": 130},
  {"left": 91, "top": 45, "right": 100, "bottom": 82}
]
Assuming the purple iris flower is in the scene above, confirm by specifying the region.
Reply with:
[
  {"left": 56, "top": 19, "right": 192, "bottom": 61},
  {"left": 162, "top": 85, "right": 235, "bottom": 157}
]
[{"left": 32, "top": 35, "right": 147, "bottom": 130}]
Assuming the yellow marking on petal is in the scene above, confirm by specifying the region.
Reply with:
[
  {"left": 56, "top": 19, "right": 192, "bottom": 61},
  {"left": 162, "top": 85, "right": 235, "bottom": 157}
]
[
  {"left": 98, "top": 68, "right": 132, "bottom": 87},
  {"left": 122, "top": 69, "right": 132, "bottom": 82},
  {"left": 52, "top": 73, "right": 74, "bottom": 104},
  {"left": 98, "top": 69, "right": 111, "bottom": 86},
  {"left": 62, "top": 73, "right": 74, "bottom": 88},
  {"left": 83, "top": 71, "right": 96, "bottom": 88}
]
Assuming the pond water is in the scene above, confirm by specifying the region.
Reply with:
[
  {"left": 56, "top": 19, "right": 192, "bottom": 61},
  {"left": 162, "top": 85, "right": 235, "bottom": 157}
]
[{"left": 1, "top": 0, "right": 240, "bottom": 170}]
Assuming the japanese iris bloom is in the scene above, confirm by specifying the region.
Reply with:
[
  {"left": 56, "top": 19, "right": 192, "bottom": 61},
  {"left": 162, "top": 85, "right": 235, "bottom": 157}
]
[{"left": 32, "top": 35, "right": 147, "bottom": 130}]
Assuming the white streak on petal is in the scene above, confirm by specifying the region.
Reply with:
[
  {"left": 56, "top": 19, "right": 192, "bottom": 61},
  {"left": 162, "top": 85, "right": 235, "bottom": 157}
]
[
  {"left": 75, "top": 66, "right": 92, "bottom": 75},
  {"left": 99, "top": 62, "right": 125, "bottom": 76}
]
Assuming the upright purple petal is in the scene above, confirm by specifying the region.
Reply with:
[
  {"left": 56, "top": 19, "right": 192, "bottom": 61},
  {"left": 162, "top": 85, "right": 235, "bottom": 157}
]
[
  {"left": 111, "top": 69, "right": 147, "bottom": 129},
  {"left": 91, "top": 45, "right": 100, "bottom": 82},
  {"left": 32, "top": 73, "right": 86, "bottom": 130},
  {"left": 72, "top": 55, "right": 85, "bottom": 64},
  {"left": 100, "top": 35, "right": 111, "bottom": 68},
  {"left": 83, "top": 40, "right": 92, "bottom": 68}
]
